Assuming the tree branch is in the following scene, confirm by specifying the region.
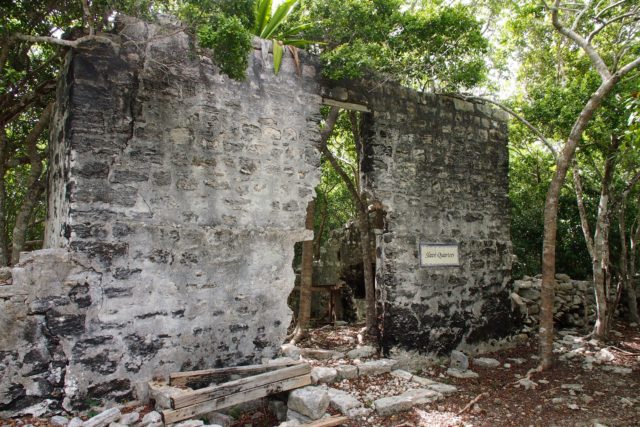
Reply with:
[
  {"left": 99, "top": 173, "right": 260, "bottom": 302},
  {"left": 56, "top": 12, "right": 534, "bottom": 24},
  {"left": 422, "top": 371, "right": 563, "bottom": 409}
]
[
  {"left": 13, "top": 33, "right": 117, "bottom": 50},
  {"left": 588, "top": 11, "right": 640, "bottom": 43},
  {"left": 548, "top": 0, "right": 613, "bottom": 81},
  {"left": 595, "top": 0, "right": 628, "bottom": 20},
  {"left": 81, "top": 0, "right": 95, "bottom": 36}
]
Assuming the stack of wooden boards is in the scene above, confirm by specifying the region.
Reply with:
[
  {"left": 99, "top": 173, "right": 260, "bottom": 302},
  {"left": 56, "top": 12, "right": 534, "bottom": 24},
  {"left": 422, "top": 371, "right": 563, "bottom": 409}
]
[{"left": 149, "top": 360, "right": 348, "bottom": 426}]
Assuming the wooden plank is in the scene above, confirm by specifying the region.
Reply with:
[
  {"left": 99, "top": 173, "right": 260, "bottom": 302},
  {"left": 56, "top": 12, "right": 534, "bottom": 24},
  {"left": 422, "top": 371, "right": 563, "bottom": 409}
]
[
  {"left": 162, "top": 374, "right": 311, "bottom": 424},
  {"left": 171, "top": 364, "right": 311, "bottom": 409},
  {"left": 169, "top": 359, "right": 301, "bottom": 386},
  {"left": 302, "top": 416, "right": 349, "bottom": 427},
  {"left": 322, "top": 97, "right": 370, "bottom": 112}
]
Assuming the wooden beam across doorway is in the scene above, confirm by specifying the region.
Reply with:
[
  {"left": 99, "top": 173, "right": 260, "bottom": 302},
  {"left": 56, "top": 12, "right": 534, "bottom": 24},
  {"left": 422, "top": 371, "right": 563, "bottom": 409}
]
[{"left": 322, "top": 97, "right": 371, "bottom": 112}]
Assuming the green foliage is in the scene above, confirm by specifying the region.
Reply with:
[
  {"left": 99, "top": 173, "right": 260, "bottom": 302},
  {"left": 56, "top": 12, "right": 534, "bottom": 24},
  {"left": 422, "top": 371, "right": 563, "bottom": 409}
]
[
  {"left": 196, "top": 14, "right": 252, "bottom": 80},
  {"left": 300, "top": 0, "right": 489, "bottom": 90}
]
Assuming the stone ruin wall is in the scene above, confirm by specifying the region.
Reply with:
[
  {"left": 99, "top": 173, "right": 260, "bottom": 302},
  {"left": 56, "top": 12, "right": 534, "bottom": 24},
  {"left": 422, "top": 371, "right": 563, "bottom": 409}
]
[{"left": 0, "top": 16, "right": 515, "bottom": 415}]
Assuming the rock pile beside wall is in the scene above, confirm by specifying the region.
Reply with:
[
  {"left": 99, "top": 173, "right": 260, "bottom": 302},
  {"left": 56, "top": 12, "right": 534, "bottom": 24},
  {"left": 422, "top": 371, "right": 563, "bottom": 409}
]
[{"left": 511, "top": 274, "right": 594, "bottom": 329}]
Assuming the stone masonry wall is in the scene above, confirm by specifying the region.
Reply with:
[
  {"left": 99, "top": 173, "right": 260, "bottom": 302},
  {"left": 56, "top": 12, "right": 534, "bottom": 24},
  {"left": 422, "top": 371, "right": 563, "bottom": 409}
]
[
  {"left": 1, "top": 16, "right": 515, "bottom": 415},
  {"left": 2, "top": 17, "right": 322, "bottom": 415},
  {"left": 322, "top": 84, "right": 517, "bottom": 356}
]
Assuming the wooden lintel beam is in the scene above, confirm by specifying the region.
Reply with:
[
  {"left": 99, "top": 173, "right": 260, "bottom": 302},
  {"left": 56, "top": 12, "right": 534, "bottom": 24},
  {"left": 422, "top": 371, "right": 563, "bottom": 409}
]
[{"left": 322, "top": 98, "right": 370, "bottom": 112}]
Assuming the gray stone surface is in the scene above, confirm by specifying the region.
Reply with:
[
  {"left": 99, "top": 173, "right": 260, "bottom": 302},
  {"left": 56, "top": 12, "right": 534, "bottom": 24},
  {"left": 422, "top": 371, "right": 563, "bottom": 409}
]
[
  {"left": 427, "top": 383, "right": 458, "bottom": 395},
  {"left": 268, "top": 400, "right": 288, "bottom": 422},
  {"left": 83, "top": 408, "right": 121, "bottom": 427},
  {"left": 374, "top": 389, "right": 442, "bottom": 416},
  {"left": 327, "top": 388, "right": 362, "bottom": 414},
  {"left": 346, "top": 346, "right": 376, "bottom": 359},
  {"left": 357, "top": 359, "right": 398, "bottom": 376},
  {"left": 280, "top": 344, "right": 301, "bottom": 360},
  {"left": 117, "top": 412, "right": 139, "bottom": 425},
  {"left": 446, "top": 368, "right": 479, "bottom": 379},
  {"left": 140, "top": 411, "right": 162, "bottom": 426},
  {"left": 450, "top": 351, "right": 469, "bottom": 371},
  {"left": 287, "top": 386, "right": 329, "bottom": 420},
  {"left": 68, "top": 418, "right": 84, "bottom": 427},
  {"left": 51, "top": 416, "right": 69, "bottom": 426},
  {"left": 0, "top": 14, "right": 514, "bottom": 415},
  {"left": 286, "top": 409, "right": 313, "bottom": 424},
  {"left": 473, "top": 357, "right": 500, "bottom": 368},
  {"left": 311, "top": 367, "right": 337, "bottom": 384},
  {"left": 335, "top": 365, "right": 358, "bottom": 380}
]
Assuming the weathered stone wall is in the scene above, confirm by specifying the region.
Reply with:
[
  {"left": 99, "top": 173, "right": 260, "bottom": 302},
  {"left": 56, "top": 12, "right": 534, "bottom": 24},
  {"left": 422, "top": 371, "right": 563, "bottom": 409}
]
[
  {"left": 1, "top": 16, "right": 515, "bottom": 414},
  {"left": 512, "top": 274, "right": 594, "bottom": 329},
  {"left": 325, "top": 84, "right": 517, "bottom": 355},
  {"left": 3, "top": 17, "right": 322, "bottom": 415}
]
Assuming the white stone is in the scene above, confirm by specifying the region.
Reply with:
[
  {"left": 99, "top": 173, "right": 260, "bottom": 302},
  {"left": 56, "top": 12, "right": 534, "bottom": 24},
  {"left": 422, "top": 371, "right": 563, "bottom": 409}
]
[
  {"left": 357, "top": 359, "right": 398, "bottom": 376},
  {"left": 140, "top": 411, "right": 162, "bottom": 426},
  {"left": 473, "top": 357, "right": 500, "bottom": 368},
  {"left": 601, "top": 365, "right": 632, "bottom": 375},
  {"left": 277, "top": 421, "right": 300, "bottom": 427},
  {"left": 51, "top": 416, "right": 69, "bottom": 426},
  {"left": 346, "top": 346, "right": 376, "bottom": 359},
  {"left": 516, "top": 378, "right": 538, "bottom": 390},
  {"left": 327, "top": 388, "right": 362, "bottom": 414},
  {"left": 594, "top": 348, "right": 615, "bottom": 364},
  {"left": 427, "top": 383, "right": 458, "bottom": 395},
  {"left": 84, "top": 408, "right": 122, "bottom": 427},
  {"left": 390, "top": 369, "right": 413, "bottom": 381},
  {"left": 446, "top": 368, "right": 478, "bottom": 379},
  {"left": 561, "top": 384, "right": 583, "bottom": 392},
  {"left": 68, "top": 417, "right": 84, "bottom": 427},
  {"left": 335, "top": 364, "right": 358, "bottom": 379},
  {"left": 311, "top": 367, "right": 337, "bottom": 384},
  {"left": 286, "top": 409, "right": 313, "bottom": 424},
  {"left": 374, "top": 389, "right": 442, "bottom": 416},
  {"left": 287, "top": 386, "right": 329, "bottom": 420},
  {"left": 174, "top": 420, "right": 204, "bottom": 427},
  {"left": 117, "top": 412, "right": 139, "bottom": 426},
  {"left": 449, "top": 350, "right": 468, "bottom": 371},
  {"left": 411, "top": 375, "right": 437, "bottom": 386},
  {"left": 280, "top": 344, "right": 301, "bottom": 360}
]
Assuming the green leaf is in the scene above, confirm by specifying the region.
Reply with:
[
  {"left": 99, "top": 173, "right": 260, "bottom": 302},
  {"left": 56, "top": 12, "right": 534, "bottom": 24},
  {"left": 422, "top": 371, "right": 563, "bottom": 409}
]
[
  {"left": 273, "top": 39, "right": 284, "bottom": 74},
  {"left": 254, "top": 0, "right": 272, "bottom": 35},
  {"left": 260, "top": 0, "right": 298, "bottom": 39}
]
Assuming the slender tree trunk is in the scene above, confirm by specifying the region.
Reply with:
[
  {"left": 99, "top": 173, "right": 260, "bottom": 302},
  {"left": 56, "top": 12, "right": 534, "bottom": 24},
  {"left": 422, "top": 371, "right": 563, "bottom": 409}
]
[
  {"left": 313, "top": 196, "right": 328, "bottom": 259},
  {"left": 291, "top": 200, "right": 315, "bottom": 344},
  {"left": 319, "top": 107, "right": 377, "bottom": 334},
  {"left": 539, "top": 74, "right": 630, "bottom": 369},
  {"left": 0, "top": 127, "right": 9, "bottom": 266},
  {"left": 10, "top": 103, "right": 52, "bottom": 264},
  {"left": 629, "top": 216, "right": 640, "bottom": 322},
  {"left": 591, "top": 136, "right": 618, "bottom": 340},
  {"left": 572, "top": 166, "right": 594, "bottom": 258}
]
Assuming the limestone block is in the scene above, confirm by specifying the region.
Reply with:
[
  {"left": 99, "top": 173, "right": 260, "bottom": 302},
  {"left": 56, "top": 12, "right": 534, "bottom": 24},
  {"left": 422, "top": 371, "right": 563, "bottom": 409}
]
[
  {"left": 311, "top": 367, "right": 337, "bottom": 384},
  {"left": 335, "top": 365, "right": 358, "bottom": 380},
  {"left": 327, "top": 388, "right": 362, "bottom": 414},
  {"left": 357, "top": 359, "right": 398, "bottom": 376},
  {"left": 83, "top": 408, "right": 122, "bottom": 427},
  {"left": 346, "top": 345, "right": 376, "bottom": 359},
  {"left": 374, "top": 389, "right": 441, "bottom": 416},
  {"left": 287, "top": 386, "right": 329, "bottom": 420},
  {"left": 473, "top": 357, "right": 500, "bottom": 369},
  {"left": 449, "top": 350, "right": 468, "bottom": 371}
]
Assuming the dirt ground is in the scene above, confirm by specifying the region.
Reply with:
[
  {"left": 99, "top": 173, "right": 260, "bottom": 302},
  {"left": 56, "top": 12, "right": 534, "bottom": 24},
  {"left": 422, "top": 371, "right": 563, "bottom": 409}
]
[
  {"left": 2, "top": 322, "right": 639, "bottom": 427},
  {"left": 294, "top": 322, "right": 640, "bottom": 427}
]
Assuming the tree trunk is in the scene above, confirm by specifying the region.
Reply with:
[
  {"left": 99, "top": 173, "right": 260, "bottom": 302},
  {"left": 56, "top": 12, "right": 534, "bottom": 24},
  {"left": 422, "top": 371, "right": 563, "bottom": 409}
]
[
  {"left": 591, "top": 136, "right": 618, "bottom": 340},
  {"left": 356, "top": 195, "right": 376, "bottom": 334},
  {"left": 10, "top": 103, "right": 52, "bottom": 264},
  {"left": 572, "top": 166, "right": 594, "bottom": 259},
  {"left": 0, "top": 127, "right": 10, "bottom": 266},
  {"left": 290, "top": 200, "right": 315, "bottom": 344},
  {"left": 539, "top": 71, "right": 631, "bottom": 369},
  {"left": 319, "top": 107, "right": 377, "bottom": 334}
]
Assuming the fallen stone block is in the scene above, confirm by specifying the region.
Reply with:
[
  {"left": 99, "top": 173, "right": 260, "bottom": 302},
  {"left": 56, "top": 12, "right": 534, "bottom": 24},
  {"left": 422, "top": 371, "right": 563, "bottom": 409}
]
[
  {"left": 299, "top": 348, "right": 336, "bottom": 360},
  {"left": 335, "top": 365, "right": 358, "bottom": 380},
  {"left": 449, "top": 350, "right": 468, "bottom": 371},
  {"left": 84, "top": 408, "right": 121, "bottom": 427},
  {"left": 374, "top": 389, "right": 442, "bottom": 416},
  {"left": 311, "top": 367, "right": 337, "bottom": 384},
  {"left": 140, "top": 411, "right": 162, "bottom": 426},
  {"left": 446, "top": 368, "right": 478, "bottom": 379},
  {"left": 390, "top": 369, "right": 413, "bottom": 381},
  {"left": 473, "top": 358, "right": 500, "bottom": 369},
  {"left": 327, "top": 388, "right": 362, "bottom": 414},
  {"left": 357, "top": 359, "right": 398, "bottom": 376},
  {"left": 427, "top": 383, "right": 458, "bottom": 395},
  {"left": 346, "top": 346, "right": 376, "bottom": 359},
  {"left": 281, "top": 344, "right": 301, "bottom": 360},
  {"left": 411, "top": 375, "right": 436, "bottom": 386},
  {"left": 287, "top": 386, "right": 329, "bottom": 420}
]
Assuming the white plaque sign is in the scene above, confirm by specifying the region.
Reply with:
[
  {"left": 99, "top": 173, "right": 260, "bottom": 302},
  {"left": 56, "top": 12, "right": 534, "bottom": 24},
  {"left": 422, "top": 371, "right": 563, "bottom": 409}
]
[{"left": 419, "top": 243, "right": 460, "bottom": 267}]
